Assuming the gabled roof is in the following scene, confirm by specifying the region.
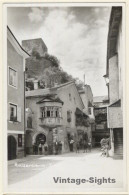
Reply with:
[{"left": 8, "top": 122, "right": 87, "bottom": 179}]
[
  {"left": 75, "top": 108, "right": 89, "bottom": 118},
  {"left": 52, "top": 81, "right": 74, "bottom": 89},
  {"left": 36, "top": 95, "right": 64, "bottom": 105},
  {"left": 7, "top": 26, "right": 30, "bottom": 58},
  {"left": 25, "top": 88, "right": 54, "bottom": 98},
  {"left": 25, "top": 81, "right": 84, "bottom": 108}
]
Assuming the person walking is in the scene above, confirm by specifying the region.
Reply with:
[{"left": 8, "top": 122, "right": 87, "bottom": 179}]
[
  {"left": 75, "top": 140, "right": 80, "bottom": 153},
  {"left": 35, "top": 143, "right": 38, "bottom": 155},
  {"left": 83, "top": 132, "right": 88, "bottom": 153},
  {"left": 38, "top": 143, "right": 42, "bottom": 155},
  {"left": 100, "top": 137, "right": 110, "bottom": 157},
  {"left": 69, "top": 139, "right": 74, "bottom": 152},
  {"left": 88, "top": 139, "right": 92, "bottom": 152},
  {"left": 55, "top": 140, "right": 59, "bottom": 155},
  {"left": 83, "top": 139, "right": 88, "bottom": 153},
  {"left": 58, "top": 141, "right": 62, "bottom": 154},
  {"left": 33, "top": 143, "right": 36, "bottom": 155},
  {"left": 44, "top": 142, "right": 48, "bottom": 155}
]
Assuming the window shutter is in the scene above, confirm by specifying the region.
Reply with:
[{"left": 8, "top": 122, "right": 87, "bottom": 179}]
[{"left": 17, "top": 107, "right": 21, "bottom": 122}]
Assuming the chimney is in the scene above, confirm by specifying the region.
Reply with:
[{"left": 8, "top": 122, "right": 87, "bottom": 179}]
[{"left": 33, "top": 80, "right": 38, "bottom": 90}]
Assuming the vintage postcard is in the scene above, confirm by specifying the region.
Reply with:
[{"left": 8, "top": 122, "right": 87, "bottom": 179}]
[{"left": 1, "top": 1, "right": 128, "bottom": 194}]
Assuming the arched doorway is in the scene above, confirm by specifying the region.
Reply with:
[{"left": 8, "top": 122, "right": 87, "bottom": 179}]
[
  {"left": 8, "top": 136, "right": 17, "bottom": 160},
  {"left": 36, "top": 133, "right": 46, "bottom": 145}
]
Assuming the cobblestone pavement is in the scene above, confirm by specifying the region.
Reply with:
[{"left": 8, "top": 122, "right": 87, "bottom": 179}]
[{"left": 6, "top": 148, "right": 126, "bottom": 193}]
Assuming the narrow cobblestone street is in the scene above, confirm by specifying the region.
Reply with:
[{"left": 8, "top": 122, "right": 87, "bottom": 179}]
[{"left": 7, "top": 148, "right": 125, "bottom": 193}]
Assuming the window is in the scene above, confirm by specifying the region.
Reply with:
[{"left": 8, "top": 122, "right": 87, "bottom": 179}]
[
  {"left": 67, "top": 110, "right": 71, "bottom": 122},
  {"left": 88, "top": 108, "right": 91, "bottom": 115},
  {"left": 40, "top": 107, "right": 62, "bottom": 118},
  {"left": 74, "top": 97, "right": 76, "bottom": 104},
  {"left": 9, "top": 103, "right": 21, "bottom": 122},
  {"left": 27, "top": 117, "right": 32, "bottom": 128},
  {"left": 9, "top": 67, "right": 17, "bottom": 87},
  {"left": 47, "top": 110, "right": 50, "bottom": 117},
  {"left": 69, "top": 93, "right": 72, "bottom": 101},
  {"left": 55, "top": 110, "right": 58, "bottom": 117},
  {"left": 9, "top": 104, "right": 17, "bottom": 121}
]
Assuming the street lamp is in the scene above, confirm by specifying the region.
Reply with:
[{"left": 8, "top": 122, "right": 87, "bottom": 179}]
[
  {"left": 103, "top": 74, "right": 109, "bottom": 101},
  {"left": 103, "top": 74, "right": 109, "bottom": 86}
]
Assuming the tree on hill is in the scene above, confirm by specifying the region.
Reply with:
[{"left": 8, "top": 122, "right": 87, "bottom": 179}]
[
  {"left": 29, "top": 49, "right": 84, "bottom": 90},
  {"left": 44, "top": 53, "right": 60, "bottom": 68}
]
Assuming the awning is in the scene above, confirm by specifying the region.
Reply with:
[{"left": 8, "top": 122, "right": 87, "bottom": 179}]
[{"left": 108, "top": 99, "right": 121, "bottom": 107}]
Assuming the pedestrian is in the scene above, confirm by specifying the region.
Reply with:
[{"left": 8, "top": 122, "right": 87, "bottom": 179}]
[
  {"left": 35, "top": 143, "right": 38, "bottom": 155},
  {"left": 38, "top": 143, "right": 42, "bottom": 155},
  {"left": 100, "top": 137, "right": 109, "bottom": 157},
  {"left": 83, "top": 140, "right": 88, "bottom": 153},
  {"left": 55, "top": 140, "right": 59, "bottom": 155},
  {"left": 58, "top": 141, "right": 62, "bottom": 154},
  {"left": 83, "top": 132, "right": 88, "bottom": 153},
  {"left": 75, "top": 140, "right": 80, "bottom": 153},
  {"left": 88, "top": 141, "right": 92, "bottom": 152},
  {"left": 70, "top": 139, "right": 74, "bottom": 152},
  {"left": 44, "top": 142, "right": 48, "bottom": 155},
  {"left": 33, "top": 143, "right": 36, "bottom": 155}
]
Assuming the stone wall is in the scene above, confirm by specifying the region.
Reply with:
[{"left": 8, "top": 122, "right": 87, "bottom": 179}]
[{"left": 22, "top": 38, "right": 47, "bottom": 57}]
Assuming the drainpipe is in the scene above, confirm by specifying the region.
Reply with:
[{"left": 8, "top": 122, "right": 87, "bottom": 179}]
[{"left": 24, "top": 62, "right": 26, "bottom": 157}]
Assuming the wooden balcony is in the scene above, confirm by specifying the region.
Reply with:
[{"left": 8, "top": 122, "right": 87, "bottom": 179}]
[{"left": 39, "top": 117, "right": 63, "bottom": 128}]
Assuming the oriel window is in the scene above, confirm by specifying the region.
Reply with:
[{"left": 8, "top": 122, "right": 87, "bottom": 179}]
[{"left": 40, "top": 106, "right": 62, "bottom": 118}]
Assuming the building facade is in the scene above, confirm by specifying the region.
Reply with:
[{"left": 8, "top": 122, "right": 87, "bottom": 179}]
[
  {"left": 79, "top": 85, "right": 95, "bottom": 146},
  {"left": 92, "top": 96, "right": 109, "bottom": 147},
  {"left": 25, "top": 81, "right": 91, "bottom": 154},
  {"left": 106, "top": 7, "right": 123, "bottom": 159},
  {"left": 7, "top": 26, "right": 29, "bottom": 160}
]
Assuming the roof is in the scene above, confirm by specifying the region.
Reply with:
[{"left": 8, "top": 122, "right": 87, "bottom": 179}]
[
  {"left": 52, "top": 81, "right": 74, "bottom": 89},
  {"left": 75, "top": 108, "right": 89, "bottom": 118},
  {"left": 109, "top": 99, "right": 121, "bottom": 107},
  {"left": 26, "top": 81, "right": 85, "bottom": 108},
  {"left": 36, "top": 95, "right": 64, "bottom": 105},
  {"left": 93, "top": 96, "right": 108, "bottom": 103},
  {"left": 7, "top": 26, "right": 30, "bottom": 57},
  {"left": 26, "top": 88, "right": 54, "bottom": 98},
  {"left": 26, "top": 81, "right": 74, "bottom": 97},
  {"left": 94, "top": 106, "right": 107, "bottom": 110}
]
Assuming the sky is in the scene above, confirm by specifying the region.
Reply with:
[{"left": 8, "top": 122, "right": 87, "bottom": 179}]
[{"left": 7, "top": 6, "right": 111, "bottom": 97}]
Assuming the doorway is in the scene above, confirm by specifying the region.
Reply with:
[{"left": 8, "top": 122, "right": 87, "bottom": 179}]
[
  {"left": 8, "top": 136, "right": 17, "bottom": 160},
  {"left": 36, "top": 133, "right": 46, "bottom": 145}
]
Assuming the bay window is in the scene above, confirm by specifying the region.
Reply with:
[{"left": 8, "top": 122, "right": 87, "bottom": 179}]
[{"left": 40, "top": 106, "right": 61, "bottom": 118}]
